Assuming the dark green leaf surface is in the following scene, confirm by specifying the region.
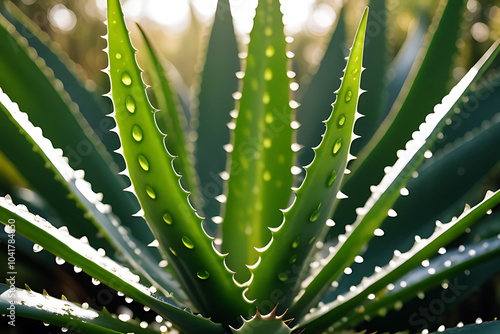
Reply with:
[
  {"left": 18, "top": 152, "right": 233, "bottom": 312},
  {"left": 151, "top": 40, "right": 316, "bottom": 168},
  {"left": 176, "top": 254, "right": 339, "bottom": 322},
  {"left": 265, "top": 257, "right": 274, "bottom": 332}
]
[
  {"left": 0, "top": 284, "right": 156, "bottom": 334},
  {"left": 297, "top": 190, "right": 500, "bottom": 333},
  {"left": 0, "top": 89, "right": 189, "bottom": 305},
  {"left": 296, "top": 9, "right": 347, "bottom": 168},
  {"left": 291, "top": 40, "right": 500, "bottom": 318},
  {"left": 0, "top": 196, "right": 224, "bottom": 334},
  {"left": 194, "top": 0, "right": 240, "bottom": 220}
]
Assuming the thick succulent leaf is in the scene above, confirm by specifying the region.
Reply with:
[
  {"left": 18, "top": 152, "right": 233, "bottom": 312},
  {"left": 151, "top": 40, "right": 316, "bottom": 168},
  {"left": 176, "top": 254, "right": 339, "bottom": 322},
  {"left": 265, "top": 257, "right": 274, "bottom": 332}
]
[
  {"left": 222, "top": 0, "right": 294, "bottom": 283},
  {"left": 0, "top": 284, "right": 156, "bottom": 334},
  {"left": 290, "top": 40, "right": 500, "bottom": 317},
  {"left": 432, "top": 321, "right": 500, "bottom": 333},
  {"left": 335, "top": 235, "right": 500, "bottom": 330},
  {"left": 0, "top": 196, "right": 224, "bottom": 334},
  {"left": 331, "top": 110, "right": 500, "bottom": 299},
  {"left": 296, "top": 8, "right": 347, "bottom": 168},
  {"left": 194, "top": 0, "right": 240, "bottom": 220},
  {"left": 231, "top": 308, "right": 294, "bottom": 334},
  {"left": 334, "top": 0, "right": 466, "bottom": 231},
  {"left": 433, "top": 70, "right": 500, "bottom": 153},
  {"left": 137, "top": 24, "right": 200, "bottom": 208},
  {"left": 0, "top": 11, "right": 151, "bottom": 246},
  {"left": 246, "top": 8, "right": 368, "bottom": 312},
  {"left": 350, "top": 0, "right": 389, "bottom": 156},
  {"left": 297, "top": 190, "right": 500, "bottom": 333},
  {"left": 385, "top": 13, "right": 430, "bottom": 113},
  {"left": 106, "top": 0, "right": 250, "bottom": 324},
  {"left": 0, "top": 88, "right": 188, "bottom": 305}
]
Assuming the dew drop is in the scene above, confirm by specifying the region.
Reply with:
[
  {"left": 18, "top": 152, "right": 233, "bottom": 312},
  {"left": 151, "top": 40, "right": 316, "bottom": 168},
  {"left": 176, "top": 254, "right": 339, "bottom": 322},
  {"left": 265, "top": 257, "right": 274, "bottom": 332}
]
[
  {"left": 265, "top": 113, "right": 274, "bottom": 124},
  {"left": 263, "top": 138, "right": 272, "bottom": 148},
  {"left": 332, "top": 138, "right": 342, "bottom": 155},
  {"left": 55, "top": 257, "right": 65, "bottom": 265},
  {"left": 125, "top": 96, "right": 136, "bottom": 113},
  {"left": 74, "top": 266, "right": 82, "bottom": 273},
  {"left": 289, "top": 254, "right": 297, "bottom": 264},
  {"left": 91, "top": 278, "right": 100, "bottom": 286},
  {"left": 197, "top": 271, "right": 210, "bottom": 280},
  {"left": 115, "top": 53, "right": 122, "bottom": 59},
  {"left": 310, "top": 203, "right": 322, "bottom": 222},
  {"left": 337, "top": 114, "right": 346, "bottom": 127},
  {"left": 263, "top": 92, "right": 270, "bottom": 104},
  {"left": 182, "top": 236, "right": 194, "bottom": 249},
  {"left": 33, "top": 244, "right": 43, "bottom": 253},
  {"left": 163, "top": 212, "right": 173, "bottom": 225},
  {"left": 169, "top": 247, "right": 177, "bottom": 256},
  {"left": 327, "top": 170, "right": 337, "bottom": 187},
  {"left": 265, "top": 45, "right": 275, "bottom": 57},
  {"left": 292, "top": 236, "right": 300, "bottom": 248},
  {"left": 264, "top": 68, "right": 273, "bottom": 81},
  {"left": 278, "top": 272, "right": 289, "bottom": 282},
  {"left": 121, "top": 72, "right": 132, "bottom": 86},
  {"left": 145, "top": 185, "right": 156, "bottom": 199},
  {"left": 138, "top": 155, "right": 150, "bottom": 171},
  {"left": 263, "top": 171, "right": 271, "bottom": 181},
  {"left": 351, "top": 68, "right": 358, "bottom": 75},
  {"left": 345, "top": 90, "right": 353, "bottom": 102},
  {"left": 132, "top": 125, "right": 143, "bottom": 142}
]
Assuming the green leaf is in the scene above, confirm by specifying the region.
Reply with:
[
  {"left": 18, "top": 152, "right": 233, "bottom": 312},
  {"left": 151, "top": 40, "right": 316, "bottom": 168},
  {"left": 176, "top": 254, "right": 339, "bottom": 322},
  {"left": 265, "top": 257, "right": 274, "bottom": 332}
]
[
  {"left": 0, "top": 284, "right": 156, "bottom": 334},
  {"left": 246, "top": 8, "right": 369, "bottom": 313},
  {"left": 137, "top": 24, "right": 200, "bottom": 207},
  {"left": 297, "top": 190, "right": 500, "bottom": 333},
  {"left": 290, "top": 39, "right": 500, "bottom": 318},
  {"left": 334, "top": 0, "right": 466, "bottom": 232},
  {"left": 335, "top": 235, "right": 500, "bottom": 330},
  {"left": 0, "top": 88, "right": 188, "bottom": 306},
  {"left": 332, "top": 111, "right": 500, "bottom": 298},
  {"left": 296, "top": 8, "right": 347, "bottom": 168},
  {"left": 106, "top": 0, "right": 250, "bottom": 324},
  {"left": 0, "top": 8, "right": 152, "bottom": 246},
  {"left": 432, "top": 321, "right": 500, "bottom": 333},
  {"left": 0, "top": 196, "right": 224, "bottom": 334},
  {"left": 222, "top": 0, "right": 294, "bottom": 283},
  {"left": 194, "top": 0, "right": 240, "bottom": 221}
]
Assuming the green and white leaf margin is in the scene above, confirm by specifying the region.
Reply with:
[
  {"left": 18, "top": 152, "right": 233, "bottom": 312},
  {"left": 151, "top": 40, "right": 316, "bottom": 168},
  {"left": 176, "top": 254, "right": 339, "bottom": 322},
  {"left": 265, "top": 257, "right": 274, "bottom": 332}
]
[{"left": 0, "top": 284, "right": 156, "bottom": 334}]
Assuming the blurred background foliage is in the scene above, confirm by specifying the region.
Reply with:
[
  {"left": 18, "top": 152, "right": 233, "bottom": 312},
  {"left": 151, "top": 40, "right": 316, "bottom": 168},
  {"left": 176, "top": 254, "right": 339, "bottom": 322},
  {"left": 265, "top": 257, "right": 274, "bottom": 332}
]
[{"left": 7, "top": 0, "right": 500, "bottom": 96}]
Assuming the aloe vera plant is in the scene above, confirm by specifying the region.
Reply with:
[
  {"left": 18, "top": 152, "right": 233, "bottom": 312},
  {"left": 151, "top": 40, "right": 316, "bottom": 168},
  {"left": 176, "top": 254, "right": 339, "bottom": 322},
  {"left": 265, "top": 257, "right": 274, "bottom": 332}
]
[{"left": 0, "top": 0, "right": 500, "bottom": 333}]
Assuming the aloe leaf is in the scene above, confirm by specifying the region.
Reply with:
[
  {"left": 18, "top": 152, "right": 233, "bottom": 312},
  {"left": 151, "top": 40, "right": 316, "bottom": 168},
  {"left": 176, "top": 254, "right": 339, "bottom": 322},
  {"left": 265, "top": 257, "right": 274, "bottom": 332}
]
[
  {"left": 385, "top": 12, "right": 430, "bottom": 113},
  {"left": 334, "top": 0, "right": 466, "bottom": 229},
  {"left": 333, "top": 112, "right": 500, "bottom": 298},
  {"left": 296, "top": 8, "right": 347, "bottom": 168},
  {"left": 297, "top": 190, "right": 500, "bottom": 333},
  {"left": 335, "top": 235, "right": 500, "bottom": 330},
  {"left": 350, "top": 0, "right": 389, "bottom": 155},
  {"left": 0, "top": 10, "right": 152, "bottom": 246},
  {"left": 0, "top": 196, "right": 224, "bottom": 334},
  {"left": 106, "top": 0, "right": 249, "bottom": 323},
  {"left": 0, "top": 284, "right": 156, "bottom": 334},
  {"left": 0, "top": 89, "right": 189, "bottom": 305},
  {"left": 291, "top": 40, "right": 500, "bottom": 317},
  {"left": 194, "top": 0, "right": 240, "bottom": 221},
  {"left": 246, "top": 8, "right": 368, "bottom": 312},
  {"left": 222, "top": 0, "right": 294, "bottom": 283},
  {"left": 136, "top": 24, "right": 200, "bottom": 207},
  {"left": 433, "top": 321, "right": 500, "bottom": 333}
]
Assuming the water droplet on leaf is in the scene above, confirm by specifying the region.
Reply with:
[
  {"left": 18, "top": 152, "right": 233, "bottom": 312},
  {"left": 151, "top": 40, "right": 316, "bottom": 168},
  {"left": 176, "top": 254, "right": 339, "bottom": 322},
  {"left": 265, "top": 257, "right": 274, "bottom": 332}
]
[
  {"left": 125, "top": 96, "right": 136, "bottom": 113},
  {"left": 138, "top": 155, "right": 149, "bottom": 171},
  {"left": 163, "top": 213, "right": 173, "bottom": 225},
  {"left": 121, "top": 72, "right": 132, "bottom": 86},
  {"left": 145, "top": 185, "right": 156, "bottom": 199},
  {"left": 345, "top": 90, "right": 353, "bottom": 102},
  {"left": 332, "top": 138, "right": 342, "bottom": 155},
  {"left": 182, "top": 236, "right": 194, "bottom": 249},
  {"left": 197, "top": 271, "right": 210, "bottom": 280},
  {"left": 132, "top": 125, "right": 143, "bottom": 142}
]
